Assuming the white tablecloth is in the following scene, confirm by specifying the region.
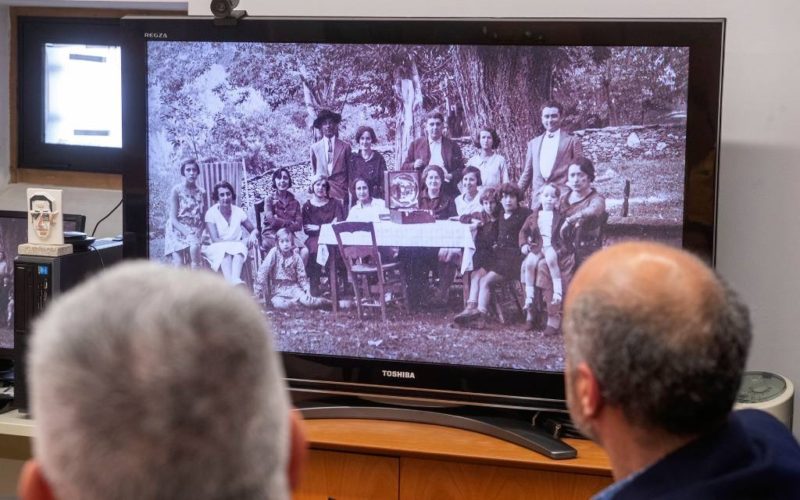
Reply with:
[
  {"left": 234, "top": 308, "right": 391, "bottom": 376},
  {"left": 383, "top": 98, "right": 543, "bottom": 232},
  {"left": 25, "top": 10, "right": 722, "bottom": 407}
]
[{"left": 317, "top": 220, "right": 476, "bottom": 274}]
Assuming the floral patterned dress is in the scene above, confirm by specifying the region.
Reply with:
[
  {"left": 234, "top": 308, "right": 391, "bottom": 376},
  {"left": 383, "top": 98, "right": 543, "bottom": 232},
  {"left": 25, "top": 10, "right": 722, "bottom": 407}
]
[{"left": 164, "top": 183, "right": 206, "bottom": 257}]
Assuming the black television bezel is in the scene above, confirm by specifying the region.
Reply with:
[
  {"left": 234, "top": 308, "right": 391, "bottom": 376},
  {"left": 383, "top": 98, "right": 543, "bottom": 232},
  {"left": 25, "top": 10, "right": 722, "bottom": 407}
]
[
  {"left": 17, "top": 16, "right": 124, "bottom": 174},
  {"left": 121, "top": 16, "right": 723, "bottom": 410},
  {"left": 0, "top": 210, "right": 87, "bottom": 361}
]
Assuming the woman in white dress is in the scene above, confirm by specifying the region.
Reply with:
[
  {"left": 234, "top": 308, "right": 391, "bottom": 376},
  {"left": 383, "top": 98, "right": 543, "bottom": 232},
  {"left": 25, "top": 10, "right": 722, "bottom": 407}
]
[
  {"left": 465, "top": 126, "right": 509, "bottom": 188},
  {"left": 202, "top": 181, "right": 258, "bottom": 285}
]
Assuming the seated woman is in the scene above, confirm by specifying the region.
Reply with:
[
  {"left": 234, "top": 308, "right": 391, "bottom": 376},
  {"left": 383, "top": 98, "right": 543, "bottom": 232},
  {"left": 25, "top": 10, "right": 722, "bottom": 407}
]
[
  {"left": 348, "top": 126, "right": 387, "bottom": 205},
  {"left": 260, "top": 168, "right": 303, "bottom": 254},
  {"left": 254, "top": 228, "right": 330, "bottom": 309},
  {"left": 347, "top": 177, "right": 389, "bottom": 222},
  {"left": 534, "top": 157, "right": 606, "bottom": 336},
  {"left": 465, "top": 126, "right": 509, "bottom": 189},
  {"left": 302, "top": 174, "right": 345, "bottom": 296},
  {"left": 455, "top": 183, "right": 531, "bottom": 327},
  {"left": 403, "top": 164, "right": 457, "bottom": 307},
  {"left": 202, "top": 181, "right": 258, "bottom": 285},
  {"left": 164, "top": 158, "right": 206, "bottom": 268},
  {"left": 454, "top": 166, "right": 483, "bottom": 216}
]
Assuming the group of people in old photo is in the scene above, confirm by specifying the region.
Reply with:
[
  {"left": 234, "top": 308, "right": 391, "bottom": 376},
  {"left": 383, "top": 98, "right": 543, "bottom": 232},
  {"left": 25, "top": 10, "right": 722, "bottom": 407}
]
[{"left": 162, "top": 100, "right": 609, "bottom": 335}]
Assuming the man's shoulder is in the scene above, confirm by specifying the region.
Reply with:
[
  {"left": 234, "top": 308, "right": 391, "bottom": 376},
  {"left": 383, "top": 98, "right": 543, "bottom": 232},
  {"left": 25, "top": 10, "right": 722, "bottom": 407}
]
[{"left": 616, "top": 410, "right": 800, "bottom": 499}]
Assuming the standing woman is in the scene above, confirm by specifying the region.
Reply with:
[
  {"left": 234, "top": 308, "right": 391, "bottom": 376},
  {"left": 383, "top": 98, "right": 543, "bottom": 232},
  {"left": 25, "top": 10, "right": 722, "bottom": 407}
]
[
  {"left": 465, "top": 126, "right": 509, "bottom": 189},
  {"left": 202, "top": 181, "right": 258, "bottom": 285},
  {"left": 302, "top": 174, "right": 345, "bottom": 296},
  {"left": 164, "top": 158, "right": 206, "bottom": 268},
  {"left": 348, "top": 126, "right": 387, "bottom": 206}
]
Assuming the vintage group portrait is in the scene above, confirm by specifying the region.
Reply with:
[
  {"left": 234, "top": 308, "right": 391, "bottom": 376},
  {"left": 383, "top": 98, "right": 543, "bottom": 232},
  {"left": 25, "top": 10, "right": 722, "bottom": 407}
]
[{"left": 146, "top": 41, "right": 689, "bottom": 372}]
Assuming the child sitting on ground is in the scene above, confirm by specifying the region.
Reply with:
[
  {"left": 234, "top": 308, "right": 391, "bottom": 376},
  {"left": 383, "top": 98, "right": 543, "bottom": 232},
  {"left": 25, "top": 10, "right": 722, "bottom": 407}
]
[
  {"left": 518, "top": 182, "right": 564, "bottom": 331},
  {"left": 255, "top": 228, "right": 330, "bottom": 309}
]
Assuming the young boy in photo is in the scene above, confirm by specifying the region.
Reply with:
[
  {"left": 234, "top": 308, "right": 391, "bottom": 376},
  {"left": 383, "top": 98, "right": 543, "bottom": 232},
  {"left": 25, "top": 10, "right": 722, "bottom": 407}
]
[
  {"left": 255, "top": 228, "right": 330, "bottom": 309},
  {"left": 519, "top": 183, "right": 564, "bottom": 331}
]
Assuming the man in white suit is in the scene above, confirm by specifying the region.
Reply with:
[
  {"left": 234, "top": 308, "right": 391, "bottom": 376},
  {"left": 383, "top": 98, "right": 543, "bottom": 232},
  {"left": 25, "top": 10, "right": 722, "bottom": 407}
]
[
  {"left": 518, "top": 101, "right": 583, "bottom": 208},
  {"left": 310, "top": 109, "right": 351, "bottom": 204}
]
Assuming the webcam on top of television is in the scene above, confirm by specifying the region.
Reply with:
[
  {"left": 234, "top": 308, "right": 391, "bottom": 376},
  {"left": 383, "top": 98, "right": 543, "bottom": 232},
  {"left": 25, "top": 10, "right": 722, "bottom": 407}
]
[{"left": 210, "top": 0, "right": 247, "bottom": 26}]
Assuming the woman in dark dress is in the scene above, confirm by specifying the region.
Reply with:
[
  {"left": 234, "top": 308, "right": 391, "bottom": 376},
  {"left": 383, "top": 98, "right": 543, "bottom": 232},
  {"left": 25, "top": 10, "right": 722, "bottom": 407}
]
[
  {"left": 348, "top": 126, "right": 387, "bottom": 206},
  {"left": 405, "top": 165, "right": 458, "bottom": 307},
  {"left": 261, "top": 168, "right": 303, "bottom": 254},
  {"left": 302, "top": 174, "right": 345, "bottom": 296},
  {"left": 535, "top": 157, "right": 606, "bottom": 335}
]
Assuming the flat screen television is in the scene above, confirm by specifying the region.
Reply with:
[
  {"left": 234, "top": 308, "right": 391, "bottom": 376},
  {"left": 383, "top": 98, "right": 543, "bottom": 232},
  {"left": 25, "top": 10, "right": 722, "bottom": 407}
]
[
  {"left": 0, "top": 211, "right": 86, "bottom": 360},
  {"left": 122, "top": 17, "right": 722, "bottom": 442}
]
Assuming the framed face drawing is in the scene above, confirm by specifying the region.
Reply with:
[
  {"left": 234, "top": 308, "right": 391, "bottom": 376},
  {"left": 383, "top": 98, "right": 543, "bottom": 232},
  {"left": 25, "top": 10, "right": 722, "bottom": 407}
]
[
  {"left": 385, "top": 171, "right": 420, "bottom": 210},
  {"left": 27, "top": 188, "right": 64, "bottom": 245}
]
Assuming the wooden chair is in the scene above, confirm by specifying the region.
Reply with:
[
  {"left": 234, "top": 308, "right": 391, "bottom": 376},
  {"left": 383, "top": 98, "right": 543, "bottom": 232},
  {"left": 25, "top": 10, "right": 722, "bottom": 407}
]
[
  {"left": 570, "top": 211, "right": 609, "bottom": 268},
  {"left": 492, "top": 279, "right": 525, "bottom": 325},
  {"left": 332, "top": 221, "right": 409, "bottom": 322}
]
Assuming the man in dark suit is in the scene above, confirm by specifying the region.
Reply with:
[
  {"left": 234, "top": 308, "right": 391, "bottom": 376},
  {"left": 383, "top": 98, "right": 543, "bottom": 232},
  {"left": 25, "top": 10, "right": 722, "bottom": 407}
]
[
  {"left": 402, "top": 111, "right": 465, "bottom": 197},
  {"left": 518, "top": 101, "right": 582, "bottom": 208},
  {"left": 563, "top": 242, "right": 800, "bottom": 499},
  {"left": 310, "top": 109, "right": 351, "bottom": 204}
]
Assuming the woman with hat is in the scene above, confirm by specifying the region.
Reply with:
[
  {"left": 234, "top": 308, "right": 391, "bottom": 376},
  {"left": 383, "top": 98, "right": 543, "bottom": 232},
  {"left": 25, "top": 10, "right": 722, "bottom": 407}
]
[{"left": 310, "top": 109, "right": 351, "bottom": 205}]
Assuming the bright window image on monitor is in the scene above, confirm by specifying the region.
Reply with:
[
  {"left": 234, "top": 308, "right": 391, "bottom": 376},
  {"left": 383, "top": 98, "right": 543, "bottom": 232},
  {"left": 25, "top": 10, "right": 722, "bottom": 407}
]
[
  {"left": 143, "top": 41, "right": 689, "bottom": 373},
  {"left": 44, "top": 43, "right": 122, "bottom": 148},
  {"left": 0, "top": 212, "right": 85, "bottom": 356}
]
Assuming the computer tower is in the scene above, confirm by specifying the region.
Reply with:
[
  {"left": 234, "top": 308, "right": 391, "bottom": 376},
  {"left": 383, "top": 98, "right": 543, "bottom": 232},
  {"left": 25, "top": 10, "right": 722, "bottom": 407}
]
[{"left": 13, "top": 239, "right": 123, "bottom": 413}]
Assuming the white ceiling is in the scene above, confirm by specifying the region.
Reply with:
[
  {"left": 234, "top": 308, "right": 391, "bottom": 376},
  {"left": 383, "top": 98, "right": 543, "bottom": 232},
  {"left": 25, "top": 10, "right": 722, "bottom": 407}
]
[{"left": 0, "top": 0, "right": 186, "bottom": 10}]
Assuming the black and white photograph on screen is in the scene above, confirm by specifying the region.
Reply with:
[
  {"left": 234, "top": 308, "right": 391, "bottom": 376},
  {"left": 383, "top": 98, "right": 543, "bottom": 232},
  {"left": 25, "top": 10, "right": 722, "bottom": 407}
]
[
  {"left": 146, "top": 41, "right": 689, "bottom": 372},
  {"left": 0, "top": 219, "right": 27, "bottom": 349}
]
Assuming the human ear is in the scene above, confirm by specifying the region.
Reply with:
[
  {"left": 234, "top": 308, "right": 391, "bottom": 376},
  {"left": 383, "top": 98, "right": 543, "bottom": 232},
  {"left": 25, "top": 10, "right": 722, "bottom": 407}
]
[{"left": 19, "top": 460, "right": 57, "bottom": 500}]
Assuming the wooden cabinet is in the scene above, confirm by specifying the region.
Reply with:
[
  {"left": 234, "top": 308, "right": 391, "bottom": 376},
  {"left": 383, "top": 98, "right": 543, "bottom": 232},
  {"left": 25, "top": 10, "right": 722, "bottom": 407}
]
[
  {"left": 296, "top": 419, "right": 613, "bottom": 500},
  {"left": 295, "top": 450, "right": 399, "bottom": 500}
]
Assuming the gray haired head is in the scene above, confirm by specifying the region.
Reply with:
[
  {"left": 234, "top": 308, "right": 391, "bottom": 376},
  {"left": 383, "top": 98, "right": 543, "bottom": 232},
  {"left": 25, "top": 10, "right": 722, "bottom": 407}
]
[{"left": 29, "top": 261, "right": 291, "bottom": 500}]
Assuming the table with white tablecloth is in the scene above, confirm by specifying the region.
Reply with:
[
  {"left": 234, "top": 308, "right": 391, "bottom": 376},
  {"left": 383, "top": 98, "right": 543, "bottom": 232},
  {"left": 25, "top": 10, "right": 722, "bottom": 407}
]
[{"left": 316, "top": 220, "right": 477, "bottom": 311}]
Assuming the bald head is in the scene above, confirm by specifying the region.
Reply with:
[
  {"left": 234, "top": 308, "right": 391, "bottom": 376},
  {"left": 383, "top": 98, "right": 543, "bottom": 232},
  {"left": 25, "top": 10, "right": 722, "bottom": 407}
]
[
  {"left": 568, "top": 242, "right": 724, "bottom": 342},
  {"left": 563, "top": 242, "right": 751, "bottom": 435}
]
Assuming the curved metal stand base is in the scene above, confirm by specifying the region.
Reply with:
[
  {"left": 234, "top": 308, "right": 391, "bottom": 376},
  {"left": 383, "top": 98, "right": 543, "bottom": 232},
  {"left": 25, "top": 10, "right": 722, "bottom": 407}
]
[{"left": 298, "top": 404, "right": 577, "bottom": 460}]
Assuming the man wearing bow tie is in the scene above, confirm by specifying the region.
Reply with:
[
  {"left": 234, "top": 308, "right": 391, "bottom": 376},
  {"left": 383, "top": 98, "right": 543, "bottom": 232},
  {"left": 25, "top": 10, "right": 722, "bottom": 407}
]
[{"left": 518, "top": 101, "right": 583, "bottom": 208}]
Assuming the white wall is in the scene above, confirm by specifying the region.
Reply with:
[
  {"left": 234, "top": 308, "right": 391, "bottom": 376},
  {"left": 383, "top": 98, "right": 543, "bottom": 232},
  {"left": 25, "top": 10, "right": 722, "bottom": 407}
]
[{"left": 0, "top": 6, "right": 10, "bottom": 189}]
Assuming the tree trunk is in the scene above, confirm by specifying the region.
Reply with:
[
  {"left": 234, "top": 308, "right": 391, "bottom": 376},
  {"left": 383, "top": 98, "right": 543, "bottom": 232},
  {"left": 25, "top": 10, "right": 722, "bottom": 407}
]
[
  {"left": 392, "top": 54, "right": 424, "bottom": 170},
  {"left": 451, "top": 46, "right": 555, "bottom": 182}
]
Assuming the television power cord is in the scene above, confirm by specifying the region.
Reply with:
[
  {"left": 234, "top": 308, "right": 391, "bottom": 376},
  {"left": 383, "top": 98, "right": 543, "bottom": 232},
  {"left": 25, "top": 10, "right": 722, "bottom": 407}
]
[{"left": 91, "top": 199, "right": 123, "bottom": 237}]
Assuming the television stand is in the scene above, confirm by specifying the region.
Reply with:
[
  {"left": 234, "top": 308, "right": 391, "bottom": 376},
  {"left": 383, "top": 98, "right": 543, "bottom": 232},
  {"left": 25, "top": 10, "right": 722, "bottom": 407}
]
[{"left": 297, "top": 402, "right": 577, "bottom": 459}]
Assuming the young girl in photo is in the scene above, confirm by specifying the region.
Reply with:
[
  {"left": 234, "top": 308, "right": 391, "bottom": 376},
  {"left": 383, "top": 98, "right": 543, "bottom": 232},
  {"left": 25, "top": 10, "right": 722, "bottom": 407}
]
[
  {"left": 455, "top": 183, "right": 531, "bottom": 327},
  {"left": 453, "top": 187, "right": 498, "bottom": 324},
  {"left": 255, "top": 228, "right": 330, "bottom": 309},
  {"left": 519, "top": 183, "right": 564, "bottom": 331}
]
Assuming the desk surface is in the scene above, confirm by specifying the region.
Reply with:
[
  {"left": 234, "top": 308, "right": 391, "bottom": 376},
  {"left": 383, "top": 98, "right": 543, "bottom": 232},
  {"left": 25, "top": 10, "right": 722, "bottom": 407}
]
[
  {"left": 0, "top": 411, "right": 611, "bottom": 477},
  {"left": 303, "top": 417, "right": 611, "bottom": 477}
]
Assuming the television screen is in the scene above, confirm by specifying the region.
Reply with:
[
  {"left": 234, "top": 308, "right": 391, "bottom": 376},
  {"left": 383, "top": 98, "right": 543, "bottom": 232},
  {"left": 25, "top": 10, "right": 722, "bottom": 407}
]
[
  {"left": 123, "top": 18, "right": 722, "bottom": 410},
  {"left": 0, "top": 211, "right": 85, "bottom": 357}
]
